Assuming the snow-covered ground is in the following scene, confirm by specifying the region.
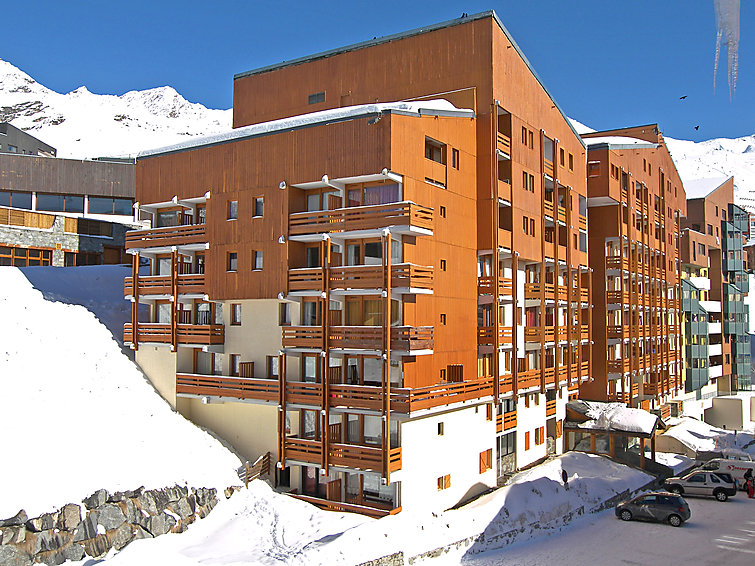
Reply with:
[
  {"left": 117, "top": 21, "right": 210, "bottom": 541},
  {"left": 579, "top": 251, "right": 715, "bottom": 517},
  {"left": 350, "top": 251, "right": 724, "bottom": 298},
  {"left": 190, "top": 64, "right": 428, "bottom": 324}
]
[
  {"left": 663, "top": 417, "right": 755, "bottom": 456},
  {"left": 0, "top": 266, "right": 241, "bottom": 519},
  {"left": 60, "top": 452, "right": 651, "bottom": 565}
]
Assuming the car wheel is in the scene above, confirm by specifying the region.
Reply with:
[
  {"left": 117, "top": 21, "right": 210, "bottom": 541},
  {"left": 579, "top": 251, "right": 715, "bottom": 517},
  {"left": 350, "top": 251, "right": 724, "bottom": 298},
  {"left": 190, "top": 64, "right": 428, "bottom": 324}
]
[
  {"left": 714, "top": 489, "right": 728, "bottom": 502},
  {"left": 668, "top": 485, "right": 683, "bottom": 495},
  {"left": 620, "top": 510, "right": 632, "bottom": 521},
  {"left": 668, "top": 514, "right": 682, "bottom": 527}
]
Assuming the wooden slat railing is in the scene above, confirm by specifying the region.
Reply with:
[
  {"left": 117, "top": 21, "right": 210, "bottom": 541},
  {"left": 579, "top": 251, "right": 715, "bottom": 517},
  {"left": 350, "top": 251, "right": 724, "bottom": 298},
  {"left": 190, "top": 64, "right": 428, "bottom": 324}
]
[
  {"left": 517, "top": 369, "right": 540, "bottom": 389},
  {"left": 503, "top": 411, "right": 517, "bottom": 430},
  {"left": 124, "top": 323, "right": 224, "bottom": 345},
  {"left": 0, "top": 206, "right": 55, "bottom": 229},
  {"left": 497, "top": 132, "right": 511, "bottom": 155},
  {"left": 289, "top": 493, "right": 400, "bottom": 518},
  {"left": 124, "top": 273, "right": 205, "bottom": 296},
  {"left": 176, "top": 373, "right": 278, "bottom": 402},
  {"left": 289, "top": 201, "right": 432, "bottom": 236},
  {"left": 546, "top": 399, "right": 557, "bottom": 416},
  {"left": 125, "top": 223, "right": 206, "bottom": 250}
]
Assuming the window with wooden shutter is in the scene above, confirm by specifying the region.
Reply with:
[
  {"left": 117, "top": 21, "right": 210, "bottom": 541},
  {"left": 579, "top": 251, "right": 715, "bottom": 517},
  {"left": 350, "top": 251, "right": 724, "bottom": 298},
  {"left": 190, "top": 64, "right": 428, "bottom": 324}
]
[
  {"left": 525, "top": 431, "right": 530, "bottom": 450},
  {"left": 479, "top": 449, "right": 492, "bottom": 473},
  {"left": 556, "top": 420, "right": 563, "bottom": 438},
  {"left": 447, "top": 364, "right": 463, "bottom": 382},
  {"left": 437, "top": 474, "right": 451, "bottom": 490}
]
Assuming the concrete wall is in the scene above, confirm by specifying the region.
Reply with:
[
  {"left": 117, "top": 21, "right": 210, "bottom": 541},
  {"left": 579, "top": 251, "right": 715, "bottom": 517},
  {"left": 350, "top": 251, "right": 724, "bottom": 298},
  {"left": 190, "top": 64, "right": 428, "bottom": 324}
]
[
  {"left": 135, "top": 346, "right": 178, "bottom": 407},
  {"left": 396, "top": 402, "right": 496, "bottom": 512},
  {"left": 704, "top": 397, "right": 744, "bottom": 430}
]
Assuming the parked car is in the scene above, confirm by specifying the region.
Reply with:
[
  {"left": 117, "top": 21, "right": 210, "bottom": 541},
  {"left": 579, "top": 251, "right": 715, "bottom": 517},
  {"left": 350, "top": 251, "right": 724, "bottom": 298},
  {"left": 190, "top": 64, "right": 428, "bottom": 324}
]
[
  {"left": 698, "top": 458, "right": 755, "bottom": 490},
  {"left": 615, "top": 492, "right": 690, "bottom": 527},
  {"left": 664, "top": 470, "right": 737, "bottom": 501}
]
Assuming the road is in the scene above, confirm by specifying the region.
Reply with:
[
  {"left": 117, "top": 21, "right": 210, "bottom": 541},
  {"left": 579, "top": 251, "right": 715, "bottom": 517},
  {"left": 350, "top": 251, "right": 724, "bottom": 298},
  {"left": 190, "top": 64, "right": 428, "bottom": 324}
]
[{"left": 467, "top": 495, "right": 755, "bottom": 566}]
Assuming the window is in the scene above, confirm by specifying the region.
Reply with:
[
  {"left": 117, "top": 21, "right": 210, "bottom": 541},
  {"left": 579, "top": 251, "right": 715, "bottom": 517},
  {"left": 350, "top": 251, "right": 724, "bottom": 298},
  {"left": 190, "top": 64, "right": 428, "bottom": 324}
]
[
  {"left": 230, "top": 354, "right": 241, "bottom": 377},
  {"left": 437, "top": 422, "right": 444, "bottom": 436},
  {"left": 279, "top": 302, "right": 291, "bottom": 326},
  {"left": 252, "top": 250, "right": 263, "bottom": 270},
  {"left": 0, "top": 191, "right": 32, "bottom": 209},
  {"left": 440, "top": 206, "right": 446, "bottom": 218},
  {"left": 253, "top": 197, "right": 264, "bottom": 217},
  {"left": 227, "top": 252, "right": 237, "bottom": 272},
  {"left": 530, "top": 218, "right": 535, "bottom": 236},
  {"left": 569, "top": 153, "right": 574, "bottom": 171},
  {"left": 424, "top": 137, "right": 446, "bottom": 164},
  {"left": 535, "top": 426, "right": 544, "bottom": 445},
  {"left": 437, "top": 474, "right": 451, "bottom": 490},
  {"left": 308, "top": 91, "right": 325, "bottom": 104},
  {"left": 528, "top": 131, "right": 534, "bottom": 149},
  {"left": 451, "top": 148, "right": 460, "bottom": 169},
  {"left": 479, "top": 449, "right": 492, "bottom": 473},
  {"left": 522, "top": 126, "right": 528, "bottom": 144},
  {"left": 231, "top": 304, "right": 241, "bottom": 325},
  {"left": 523, "top": 215, "right": 529, "bottom": 234},
  {"left": 267, "top": 355, "right": 279, "bottom": 378},
  {"left": 707, "top": 224, "right": 713, "bottom": 235},
  {"left": 36, "top": 193, "right": 84, "bottom": 213},
  {"left": 559, "top": 148, "right": 565, "bottom": 166},
  {"left": 486, "top": 404, "right": 493, "bottom": 421},
  {"left": 524, "top": 431, "right": 531, "bottom": 450},
  {"left": 88, "top": 197, "right": 133, "bottom": 215},
  {"left": 440, "top": 313, "right": 446, "bottom": 325},
  {"left": 0, "top": 246, "right": 52, "bottom": 267},
  {"left": 440, "top": 259, "right": 446, "bottom": 271},
  {"left": 227, "top": 200, "right": 238, "bottom": 220}
]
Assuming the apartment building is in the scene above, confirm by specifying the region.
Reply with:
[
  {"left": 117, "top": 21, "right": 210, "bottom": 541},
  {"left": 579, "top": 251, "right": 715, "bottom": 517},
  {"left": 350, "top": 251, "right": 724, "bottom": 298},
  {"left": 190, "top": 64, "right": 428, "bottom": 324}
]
[
  {"left": 0, "top": 139, "right": 136, "bottom": 266},
  {"left": 0, "top": 122, "right": 56, "bottom": 156},
  {"left": 124, "top": 11, "right": 590, "bottom": 515},
  {"left": 579, "top": 125, "right": 685, "bottom": 416},
  {"left": 675, "top": 177, "right": 751, "bottom": 419}
]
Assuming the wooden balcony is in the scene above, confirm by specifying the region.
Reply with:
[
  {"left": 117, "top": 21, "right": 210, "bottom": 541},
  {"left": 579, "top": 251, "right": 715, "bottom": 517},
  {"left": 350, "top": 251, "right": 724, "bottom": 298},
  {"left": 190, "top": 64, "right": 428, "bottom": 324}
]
[
  {"left": 283, "top": 437, "right": 400, "bottom": 474},
  {"left": 570, "top": 288, "right": 589, "bottom": 303},
  {"left": 393, "top": 377, "right": 494, "bottom": 412},
  {"left": 176, "top": 373, "right": 278, "bottom": 402},
  {"left": 497, "top": 132, "right": 512, "bottom": 156},
  {"left": 477, "top": 276, "right": 513, "bottom": 297},
  {"left": 569, "top": 325, "right": 589, "bottom": 341},
  {"left": 524, "top": 282, "right": 568, "bottom": 301},
  {"left": 496, "top": 410, "right": 517, "bottom": 433},
  {"left": 608, "top": 359, "right": 630, "bottom": 374},
  {"left": 605, "top": 257, "right": 630, "bottom": 271},
  {"left": 557, "top": 205, "right": 567, "bottom": 224},
  {"left": 125, "top": 223, "right": 206, "bottom": 250},
  {"left": 546, "top": 399, "right": 557, "bottom": 416},
  {"left": 517, "top": 369, "right": 540, "bottom": 389},
  {"left": 289, "top": 494, "right": 400, "bottom": 518},
  {"left": 578, "top": 214, "right": 587, "bottom": 230},
  {"left": 498, "top": 179, "right": 512, "bottom": 202},
  {"left": 124, "top": 273, "right": 205, "bottom": 297},
  {"left": 544, "top": 367, "right": 555, "bottom": 385},
  {"left": 477, "top": 326, "right": 513, "bottom": 346},
  {"left": 607, "top": 291, "right": 629, "bottom": 305},
  {"left": 123, "top": 322, "right": 224, "bottom": 345},
  {"left": 282, "top": 326, "right": 433, "bottom": 352},
  {"left": 288, "top": 201, "right": 432, "bottom": 237},
  {"left": 499, "top": 227, "right": 512, "bottom": 249},
  {"left": 499, "top": 373, "right": 514, "bottom": 395},
  {"left": 524, "top": 326, "right": 562, "bottom": 342},
  {"left": 607, "top": 325, "right": 630, "bottom": 340},
  {"left": 288, "top": 264, "right": 433, "bottom": 293},
  {"left": 544, "top": 200, "right": 554, "bottom": 217},
  {"left": 544, "top": 159, "right": 554, "bottom": 178}
]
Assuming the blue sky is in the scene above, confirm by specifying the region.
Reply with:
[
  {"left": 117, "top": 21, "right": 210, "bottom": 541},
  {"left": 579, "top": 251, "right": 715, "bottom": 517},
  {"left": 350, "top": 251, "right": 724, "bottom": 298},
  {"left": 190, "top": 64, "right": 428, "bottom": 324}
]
[{"left": 3, "top": 1, "right": 752, "bottom": 141}]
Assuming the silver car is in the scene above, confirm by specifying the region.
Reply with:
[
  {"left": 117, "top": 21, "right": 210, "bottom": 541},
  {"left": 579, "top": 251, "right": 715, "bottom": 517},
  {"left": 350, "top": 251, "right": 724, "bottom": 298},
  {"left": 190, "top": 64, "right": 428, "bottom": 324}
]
[
  {"left": 615, "top": 492, "right": 691, "bottom": 527},
  {"left": 664, "top": 470, "right": 737, "bottom": 501}
]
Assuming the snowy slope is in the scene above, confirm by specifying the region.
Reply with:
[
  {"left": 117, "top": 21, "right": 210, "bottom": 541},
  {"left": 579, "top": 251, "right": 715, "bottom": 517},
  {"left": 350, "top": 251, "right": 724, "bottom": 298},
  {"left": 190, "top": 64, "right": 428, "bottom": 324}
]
[
  {"left": 0, "top": 266, "right": 241, "bottom": 519},
  {"left": 0, "top": 58, "right": 231, "bottom": 159}
]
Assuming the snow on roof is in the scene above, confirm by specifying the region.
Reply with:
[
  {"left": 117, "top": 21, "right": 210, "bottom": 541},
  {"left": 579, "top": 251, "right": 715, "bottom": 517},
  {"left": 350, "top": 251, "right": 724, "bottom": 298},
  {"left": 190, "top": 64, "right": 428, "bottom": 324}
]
[
  {"left": 662, "top": 416, "right": 755, "bottom": 454},
  {"left": 684, "top": 176, "right": 731, "bottom": 199},
  {"left": 138, "top": 99, "right": 474, "bottom": 159},
  {"left": 582, "top": 135, "right": 658, "bottom": 149},
  {"left": 569, "top": 400, "right": 659, "bottom": 435}
]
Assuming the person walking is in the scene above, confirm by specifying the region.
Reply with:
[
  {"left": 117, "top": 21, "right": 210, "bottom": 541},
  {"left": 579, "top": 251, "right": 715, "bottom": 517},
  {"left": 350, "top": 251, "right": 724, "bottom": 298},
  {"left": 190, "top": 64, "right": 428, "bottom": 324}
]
[
  {"left": 745, "top": 468, "right": 754, "bottom": 499},
  {"left": 562, "top": 468, "right": 569, "bottom": 490}
]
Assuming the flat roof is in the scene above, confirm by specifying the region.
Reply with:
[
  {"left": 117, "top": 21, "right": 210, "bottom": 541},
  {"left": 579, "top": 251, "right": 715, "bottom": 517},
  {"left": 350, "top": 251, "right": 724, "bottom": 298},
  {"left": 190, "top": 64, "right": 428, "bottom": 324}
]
[
  {"left": 137, "top": 99, "right": 474, "bottom": 159},
  {"left": 684, "top": 176, "right": 732, "bottom": 200},
  {"left": 232, "top": 10, "right": 585, "bottom": 149}
]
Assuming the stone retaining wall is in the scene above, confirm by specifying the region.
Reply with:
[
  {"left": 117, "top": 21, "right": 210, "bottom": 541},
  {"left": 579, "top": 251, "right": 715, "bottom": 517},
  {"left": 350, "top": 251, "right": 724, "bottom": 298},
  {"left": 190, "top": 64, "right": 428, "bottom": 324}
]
[{"left": 0, "top": 485, "right": 234, "bottom": 566}]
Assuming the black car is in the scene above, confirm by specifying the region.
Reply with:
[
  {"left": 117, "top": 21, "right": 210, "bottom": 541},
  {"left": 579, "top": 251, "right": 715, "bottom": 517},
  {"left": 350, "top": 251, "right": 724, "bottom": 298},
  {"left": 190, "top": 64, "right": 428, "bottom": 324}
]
[{"left": 615, "top": 492, "right": 691, "bottom": 527}]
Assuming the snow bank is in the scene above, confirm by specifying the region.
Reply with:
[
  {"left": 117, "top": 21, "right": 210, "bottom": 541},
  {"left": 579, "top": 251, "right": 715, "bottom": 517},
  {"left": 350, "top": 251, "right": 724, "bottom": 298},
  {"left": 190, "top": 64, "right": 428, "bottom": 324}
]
[
  {"left": 0, "top": 267, "right": 241, "bottom": 519},
  {"left": 663, "top": 416, "right": 755, "bottom": 455}
]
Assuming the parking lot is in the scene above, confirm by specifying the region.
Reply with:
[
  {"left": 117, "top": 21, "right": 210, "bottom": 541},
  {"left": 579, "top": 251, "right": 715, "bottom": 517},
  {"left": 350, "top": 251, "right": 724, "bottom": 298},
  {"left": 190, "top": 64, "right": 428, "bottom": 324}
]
[{"left": 470, "top": 494, "right": 755, "bottom": 566}]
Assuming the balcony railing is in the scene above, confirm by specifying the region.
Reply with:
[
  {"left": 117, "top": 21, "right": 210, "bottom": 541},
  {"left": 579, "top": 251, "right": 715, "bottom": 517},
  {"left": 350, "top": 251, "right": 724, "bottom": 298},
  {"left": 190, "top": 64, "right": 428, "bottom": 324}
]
[
  {"left": 497, "top": 132, "right": 512, "bottom": 156},
  {"left": 289, "top": 493, "right": 400, "bottom": 518},
  {"left": 282, "top": 326, "right": 433, "bottom": 352},
  {"left": 124, "top": 273, "right": 205, "bottom": 297},
  {"left": 477, "top": 326, "right": 513, "bottom": 346},
  {"left": 123, "top": 322, "right": 224, "bottom": 345},
  {"left": 546, "top": 399, "right": 557, "bottom": 416},
  {"left": 607, "top": 325, "right": 630, "bottom": 340},
  {"left": 176, "top": 373, "right": 278, "bottom": 402},
  {"left": 125, "top": 223, "right": 207, "bottom": 250},
  {"left": 288, "top": 264, "right": 433, "bottom": 293},
  {"left": 517, "top": 369, "right": 540, "bottom": 390},
  {"left": 544, "top": 159, "right": 554, "bottom": 178},
  {"left": 605, "top": 257, "right": 630, "bottom": 271},
  {"left": 289, "top": 201, "right": 432, "bottom": 237},
  {"left": 607, "top": 291, "right": 629, "bottom": 305},
  {"left": 477, "top": 276, "right": 513, "bottom": 297},
  {"left": 608, "top": 359, "right": 630, "bottom": 374},
  {"left": 283, "top": 437, "right": 400, "bottom": 474}
]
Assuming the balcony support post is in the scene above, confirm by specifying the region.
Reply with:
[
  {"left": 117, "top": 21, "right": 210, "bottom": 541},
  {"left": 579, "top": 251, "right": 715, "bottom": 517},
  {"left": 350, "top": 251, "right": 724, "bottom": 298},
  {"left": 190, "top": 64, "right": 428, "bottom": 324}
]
[
  {"left": 279, "top": 352, "right": 287, "bottom": 469},
  {"left": 491, "top": 108, "right": 500, "bottom": 404},
  {"left": 171, "top": 249, "right": 178, "bottom": 350},
  {"left": 382, "top": 231, "right": 392, "bottom": 484},
  {"left": 131, "top": 252, "right": 139, "bottom": 350},
  {"left": 512, "top": 252, "right": 519, "bottom": 396},
  {"left": 321, "top": 237, "right": 330, "bottom": 475}
]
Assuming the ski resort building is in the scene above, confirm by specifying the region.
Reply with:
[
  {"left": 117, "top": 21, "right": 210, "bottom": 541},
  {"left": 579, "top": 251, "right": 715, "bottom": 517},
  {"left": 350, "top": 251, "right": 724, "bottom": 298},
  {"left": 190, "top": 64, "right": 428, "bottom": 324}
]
[
  {"left": 0, "top": 142, "right": 136, "bottom": 266},
  {"left": 579, "top": 126, "right": 686, "bottom": 416},
  {"left": 124, "top": 11, "right": 591, "bottom": 515},
  {"left": 673, "top": 176, "right": 751, "bottom": 419}
]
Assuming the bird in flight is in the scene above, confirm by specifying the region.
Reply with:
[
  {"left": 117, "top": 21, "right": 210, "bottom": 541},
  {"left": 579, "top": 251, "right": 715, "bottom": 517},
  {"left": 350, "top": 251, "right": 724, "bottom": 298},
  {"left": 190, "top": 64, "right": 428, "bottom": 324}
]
[
  {"left": 679, "top": 95, "right": 688, "bottom": 100},
  {"left": 694, "top": 126, "right": 700, "bottom": 131}
]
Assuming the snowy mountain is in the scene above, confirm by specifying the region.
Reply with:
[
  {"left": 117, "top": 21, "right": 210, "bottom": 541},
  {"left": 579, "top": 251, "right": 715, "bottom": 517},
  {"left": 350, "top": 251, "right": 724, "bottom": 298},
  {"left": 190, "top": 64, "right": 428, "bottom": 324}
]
[
  {"left": 570, "top": 118, "right": 755, "bottom": 212},
  {"left": 0, "top": 58, "right": 231, "bottom": 159}
]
